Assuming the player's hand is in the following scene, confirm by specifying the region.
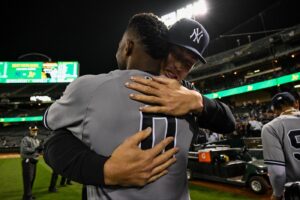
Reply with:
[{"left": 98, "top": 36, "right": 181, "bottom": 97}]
[
  {"left": 125, "top": 76, "right": 204, "bottom": 116},
  {"left": 104, "top": 127, "right": 179, "bottom": 187}
]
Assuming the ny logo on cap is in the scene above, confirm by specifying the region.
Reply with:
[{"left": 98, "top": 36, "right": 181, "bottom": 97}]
[{"left": 190, "top": 28, "right": 203, "bottom": 44}]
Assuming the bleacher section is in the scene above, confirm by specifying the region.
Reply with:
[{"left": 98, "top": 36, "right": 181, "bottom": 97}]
[
  {"left": 0, "top": 81, "right": 69, "bottom": 153},
  {"left": 0, "top": 103, "right": 50, "bottom": 118},
  {"left": 0, "top": 83, "right": 68, "bottom": 99}
]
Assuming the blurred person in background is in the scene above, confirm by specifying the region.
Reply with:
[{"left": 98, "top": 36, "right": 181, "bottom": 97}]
[
  {"left": 60, "top": 176, "right": 72, "bottom": 186},
  {"left": 20, "top": 125, "right": 42, "bottom": 200},
  {"left": 48, "top": 171, "right": 73, "bottom": 193},
  {"left": 262, "top": 92, "right": 300, "bottom": 200},
  {"left": 206, "top": 130, "right": 220, "bottom": 143},
  {"left": 247, "top": 116, "right": 263, "bottom": 137},
  {"left": 48, "top": 171, "right": 59, "bottom": 193}
]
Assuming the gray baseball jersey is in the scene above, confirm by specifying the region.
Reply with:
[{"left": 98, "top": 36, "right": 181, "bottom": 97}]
[
  {"left": 45, "top": 69, "right": 198, "bottom": 200},
  {"left": 20, "top": 136, "right": 40, "bottom": 160},
  {"left": 262, "top": 112, "right": 300, "bottom": 182}
]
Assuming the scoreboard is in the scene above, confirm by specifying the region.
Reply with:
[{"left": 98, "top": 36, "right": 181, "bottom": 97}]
[{"left": 0, "top": 61, "right": 79, "bottom": 83}]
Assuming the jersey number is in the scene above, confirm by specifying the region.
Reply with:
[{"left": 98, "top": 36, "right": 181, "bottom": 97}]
[
  {"left": 140, "top": 112, "right": 177, "bottom": 151},
  {"left": 288, "top": 130, "right": 300, "bottom": 161}
]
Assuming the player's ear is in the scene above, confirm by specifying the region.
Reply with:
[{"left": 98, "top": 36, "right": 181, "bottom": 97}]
[
  {"left": 294, "top": 100, "right": 299, "bottom": 110},
  {"left": 125, "top": 39, "right": 134, "bottom": 56}
]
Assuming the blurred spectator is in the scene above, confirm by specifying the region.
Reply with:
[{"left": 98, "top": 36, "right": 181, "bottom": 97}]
[
  {"left": 247, "top": 116, "right": 263, "bottom": 137},
  {"left": 1, "top": 136, "right": 7, "bottom": 146},
  {"left": 206, "top": 131, "right": 220, "bottom": 143}
]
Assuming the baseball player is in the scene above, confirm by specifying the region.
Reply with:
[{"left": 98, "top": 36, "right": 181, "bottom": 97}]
[
  {"left": 20, "top": 125, "right": 41, "bottom": 200},
  {"left": 262, "top": 92, "right": 300, "bottom": 200}
]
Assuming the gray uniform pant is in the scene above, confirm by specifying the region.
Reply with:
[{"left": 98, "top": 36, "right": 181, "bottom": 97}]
[{"left": 22, "top": 159, "right": 37, "bottom": 200}]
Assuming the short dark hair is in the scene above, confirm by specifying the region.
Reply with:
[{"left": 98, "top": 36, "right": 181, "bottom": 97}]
[
  {"left": 271, "top": 92, "right": 296, "bottom": 111},
  {"left": 127, "top": 13, "right": 168, "bottom": 59}
]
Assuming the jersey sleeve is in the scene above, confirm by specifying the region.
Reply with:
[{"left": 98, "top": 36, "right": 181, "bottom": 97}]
[
  {"left": 197, "top": 96, "right": 236, "bottom": 134},
  {"left": 181, "top": 80, "right": 236, "bottom": 134},
  {"left": 44, "top": 75, "right": 99, "bottom": 137},
  {"left": 262, "top": 123, "right": 285, "bottom": 166},
  {"left": 268, "top": 165, "right": 286, "bottom": 197}
]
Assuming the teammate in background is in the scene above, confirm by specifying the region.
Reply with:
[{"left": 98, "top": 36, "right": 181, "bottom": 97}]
[
  {"left": 43, "top": 15, "right": 235, "bottom": 191},
  {"left": 20, "top": 125, "right": 41, "bottom": 200},
  {"left": 48, "top": 171, "right": 72, "bottom": 192},
  {"left": 60, "top": 176, "right": 72, "bottom": 186},
  {"left": 48, "top": 171, "right": 59, "bottom": 192},
  {"left": 262, "top": 92, "right": 300, "bottom": 200}
]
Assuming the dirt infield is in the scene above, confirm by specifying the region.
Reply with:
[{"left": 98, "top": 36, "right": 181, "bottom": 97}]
[
  {"left": 190, "top": 180, "right": 271, "bottom": 200},
  {"left": 0, "top": 153, "right": 20, "bottom": 159}
]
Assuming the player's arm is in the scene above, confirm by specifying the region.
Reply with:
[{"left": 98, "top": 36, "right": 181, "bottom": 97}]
[
  {"left": 195, "top": 95, "right": 235, "bottom": 133},
  {"left": 126, "top": 76, "right": 235, "bottom": 133},
  {"left": 44, "top": 128, "right": 178, "bottom": 186},
  {"left": 268, "top": 165, "right": 285, "bottom": 200},
  {"left": 21, "top": 137, "right": 36, "bottom": 153},
  {"left": 44, "top": 129, "right": 109, "bottom": 185},
  {"left": 262, "top": 124, "right": 286, "bottom": 198}
]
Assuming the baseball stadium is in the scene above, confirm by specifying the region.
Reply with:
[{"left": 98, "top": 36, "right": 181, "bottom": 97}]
[{"left": 1, "top": 0, "right": 300, "bottom": 200}]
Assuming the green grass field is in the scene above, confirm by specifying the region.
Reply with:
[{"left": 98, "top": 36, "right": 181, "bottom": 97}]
[{"left": 0, "top": 157, "right": 254, "bottom": 200}]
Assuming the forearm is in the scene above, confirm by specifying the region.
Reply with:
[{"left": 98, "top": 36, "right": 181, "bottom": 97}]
[
  {"left": 21, "top": 139, "right": 37, "bottom": 153},
  {"left": 268, "top": 165, "right": 286, "bottom": 197},
  {"left": 183, "top": 81, "right": 235, "bottom": 133},
  {"left": 188, "top": 90, "right": 204, "bottom": 113},
  {"left": 269, "top": 166, "right": 286, "bottom": 197},
  {"left": 23, "top": 146, "right": 36, "bottom": 153},
  {"left": 196, "top": 96, "right": 236, "bottom": 133},
  {"left": 43, "top": 129, "right": 109, "bottom": 186}
]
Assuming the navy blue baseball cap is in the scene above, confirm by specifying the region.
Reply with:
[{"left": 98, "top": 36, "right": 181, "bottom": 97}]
[
  {"left": 168, "top": 18, "right": 210, "bottom": 64},
  {"left": 271, "top": 92, "right": 296, "bottom": 110}
]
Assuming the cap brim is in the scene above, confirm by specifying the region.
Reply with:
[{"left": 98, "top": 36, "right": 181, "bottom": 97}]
[
  {"left": 181, "top": 44, "right": 207, "bottom": 64},
  {"left": 168, "top": 41, "right": 207, "bottom": 64}
]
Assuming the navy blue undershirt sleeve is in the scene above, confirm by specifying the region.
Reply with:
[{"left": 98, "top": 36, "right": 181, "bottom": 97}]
[
  {"left": 43, "top": 129, "right": 109, "bottom": 186},
  {"left": 181, "top": 80, "right": 235, "bottom": 134}
]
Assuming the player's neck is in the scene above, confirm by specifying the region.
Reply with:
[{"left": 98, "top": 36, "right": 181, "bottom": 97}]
[
  {"left": 280, "top": 107, "right": 299, "bottom": 115},
  {"left": 127, "top": 58, "right": 161, "bottom": 74}
]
